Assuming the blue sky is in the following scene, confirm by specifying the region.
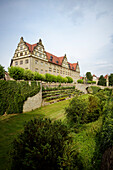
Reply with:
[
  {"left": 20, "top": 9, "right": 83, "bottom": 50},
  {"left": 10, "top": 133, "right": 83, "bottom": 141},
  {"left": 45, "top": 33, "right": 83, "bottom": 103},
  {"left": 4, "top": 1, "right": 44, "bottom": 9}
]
[{"left": 0, "top": 0, "right": 113, "bottom": 76}]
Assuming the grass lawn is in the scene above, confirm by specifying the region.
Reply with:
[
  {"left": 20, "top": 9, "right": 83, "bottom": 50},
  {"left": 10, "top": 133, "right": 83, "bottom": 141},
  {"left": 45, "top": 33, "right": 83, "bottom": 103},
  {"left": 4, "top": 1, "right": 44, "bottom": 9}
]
[
  {"left": 0, "top": 95, "right": 103, "bottom": 170},
  {"left": 0, "top": 99, "right": 70, "bottom": 170}
]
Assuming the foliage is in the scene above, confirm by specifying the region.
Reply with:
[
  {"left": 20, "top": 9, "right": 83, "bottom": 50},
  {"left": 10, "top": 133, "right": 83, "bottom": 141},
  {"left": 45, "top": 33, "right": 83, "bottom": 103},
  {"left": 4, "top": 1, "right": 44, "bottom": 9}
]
[
  {"left": 23, "top": 69, "right": 34, "bottom": 80},
  {"left": 77, "top": 79, "right": 84, "bottom": 84},
  {"left": 98, "top": 75, "right": 106, "bottom": 86},
  {"left": 65, "top": 96, "right": 88, "bottom": 126},
  {"left": 33, "top": 72, "right": 41, "bottom": 80},
  {"left": 0, "top": 64, "right": 5, "bottom": 79},
  {"left": 8, "top": 66, "right": 24, "bottom": 80},
  {"left": 65, "top": 95, "right": 101, "bottom": 126},
  {"left": 90, "top": 86, "right": 101, "bottom": 94},
  {"left": 66, "top": 76, "right": 73, "bottom": 83},
  {"left": 8, "top": 67, "right": 73, "bottom": 83},
  {"left": 0, "top": 80, "right": 40, "bottom": 115},
  {"left": 84, "top": 95, "right": 101, "bottom": 123},
  {"left": 11, "top": 118, "right": 75, "bottom": 170},
  {"left": 109, "top": 73, "right": 113, "bottom": 86},
  {"left": 86, "top": 72, "right": 93, "bottom": 81}
]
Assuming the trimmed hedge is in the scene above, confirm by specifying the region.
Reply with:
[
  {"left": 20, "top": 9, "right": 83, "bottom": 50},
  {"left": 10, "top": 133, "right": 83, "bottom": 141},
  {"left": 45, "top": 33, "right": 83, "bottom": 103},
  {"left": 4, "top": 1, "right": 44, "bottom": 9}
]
[
  {"left": 8, "top": 66, "right": 73, "bottom": 83},
  {"left": 0, "top": 80, "right": 40, "bottom": 115}
]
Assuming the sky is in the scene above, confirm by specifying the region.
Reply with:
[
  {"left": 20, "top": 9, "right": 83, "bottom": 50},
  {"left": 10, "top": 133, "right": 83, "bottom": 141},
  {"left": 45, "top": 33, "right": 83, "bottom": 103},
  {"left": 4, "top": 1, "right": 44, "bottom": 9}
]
[{"left": 0, "top": 0, "right": 113, "bottom": 76}]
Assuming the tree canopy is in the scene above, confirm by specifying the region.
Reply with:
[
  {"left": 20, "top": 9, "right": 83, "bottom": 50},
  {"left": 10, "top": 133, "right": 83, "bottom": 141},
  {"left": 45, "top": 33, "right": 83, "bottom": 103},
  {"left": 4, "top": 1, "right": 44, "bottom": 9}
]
[
  {"left": 98, "top": 75, "right": 106, "bottom": 86},
  {"left": 0, "top": 64, "right": 5, "bottom": 79},
  {"left": 86, "top": 72, "right": 93, "bottom": 81},
  {"left": 109, "top": 74, "right": 113, "bottom": 86}
]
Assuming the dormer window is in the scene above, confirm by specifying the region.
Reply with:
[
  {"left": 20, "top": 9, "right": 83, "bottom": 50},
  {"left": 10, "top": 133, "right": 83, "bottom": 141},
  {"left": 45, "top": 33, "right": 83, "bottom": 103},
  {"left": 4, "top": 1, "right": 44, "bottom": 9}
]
[
  {"left": 72, "top": 67, "right": 74, "bottom": 69},
  {"left": 56, "top": 61, "right": 58, "bottom": 64},
  {"left": 50, "top": 56, "right": 53, "bottom": 61}
]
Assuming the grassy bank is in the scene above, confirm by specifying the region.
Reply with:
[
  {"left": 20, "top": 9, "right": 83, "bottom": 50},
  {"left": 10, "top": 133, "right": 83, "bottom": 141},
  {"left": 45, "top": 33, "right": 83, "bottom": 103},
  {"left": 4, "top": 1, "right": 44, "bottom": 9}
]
[{"left": 0, "top": 99, "right": 69, "bottom": 170}]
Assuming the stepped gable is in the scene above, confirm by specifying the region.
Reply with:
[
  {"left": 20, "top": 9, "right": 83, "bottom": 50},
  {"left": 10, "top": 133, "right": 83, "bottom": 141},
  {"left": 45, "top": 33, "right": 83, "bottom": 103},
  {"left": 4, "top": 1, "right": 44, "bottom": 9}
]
[{"left": 25, "top": 42, "right": 37, "bottom": 52}]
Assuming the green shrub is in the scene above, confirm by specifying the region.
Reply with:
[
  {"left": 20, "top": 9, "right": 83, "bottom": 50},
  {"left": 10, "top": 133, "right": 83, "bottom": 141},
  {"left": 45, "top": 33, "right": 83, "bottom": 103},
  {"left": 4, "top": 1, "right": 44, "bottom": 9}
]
[
  {"left": 11, "top": 118, "right": 75, "bottom": 170},
  {"left": 90, "top": 86, "right": 101, "bottom": 94},
  {"left": 77, "top": 79, "right": 84, "bottom": 84},
  {"left": 8, "top": 66, "right": 24, "bottom": 80},
  {"left": 23, "top": 69, "right": 34, "bottom": 80},
  {"left": 84, "top": 95, "right": 101, "bottom": 123},
  {"left": 66, "top": 76, "right": 73, "bottom": 83},
  {"left": 0, "top": 64, "right": 5, "bottom": 79},
  {"left": 0, "top": 80, "right": 40, "bottom": 115},
  {"left": 34, "top": 72, "right": 41, "bottom": 80},
  {"left": 65, "top": 96, "right": 88, "bottom": 126},
  {"left": 87, "top": 81, "right": 92, "bottom": 84}
]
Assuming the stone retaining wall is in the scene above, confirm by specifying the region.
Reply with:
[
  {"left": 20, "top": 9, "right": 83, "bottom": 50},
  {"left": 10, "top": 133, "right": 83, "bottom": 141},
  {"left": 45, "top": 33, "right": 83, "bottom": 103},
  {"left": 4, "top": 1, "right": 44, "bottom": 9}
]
[{"left": 23, "top": 83, "right": 42, "bottom": 112}]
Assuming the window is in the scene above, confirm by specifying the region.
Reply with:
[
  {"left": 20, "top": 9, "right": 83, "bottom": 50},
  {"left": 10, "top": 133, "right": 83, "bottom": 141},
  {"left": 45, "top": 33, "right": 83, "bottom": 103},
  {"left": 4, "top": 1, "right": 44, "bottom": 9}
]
[
  {"left": 25, "top": 59, "right": 29, "bottom": 64},
  {"left": 25, "top": 51, "right": 27, "bottom": 55},
  {"left": 39, "top": 53, "right": 41, "bottom": 57},
  {"left": 41, "top": 62, "right": 43, "bottom": 65},
  {"left": 20, "top": 46, "right": 23, "bottom": 50},
  {"left": 35, "top": 68, "right": 38, "bottom": 72},
  {"left": 41, "top": 69, "right": 43, "bottom": 72},
  {"left": 35, "top": 51, "right": 37, "bottom": 55},
  {"left": 60, "top": 70, "right": 62, "bottom": 74},
  {"left": 45, "top": 70, "right": 48, "bottom": 73},
  {"left": 72, "top": 67, "right": 74, "bottom": 70},
  {"left": 20, "top": 52, "right": 23, "bottom": 56},
  {"left": 35, "top": 60, "right": 38, "bottom": 64},
  {"left": 15, "top": 61, "right": 18, "bottom": 65},
  {"left": 49, "top": 67, "right": 52, "bottom": 72},
  {"left": 57, "top": 69, "right": 59, "bottom": 73},
  {"left": 20, "top": 60, "right": 23, "bottom": 65},
  {"left": 45, "top": 62, "right": 48, "bottom": 66},
  {"left": 50, "top": 56, "right": 53, "bottom": 61},
  {"left": 53, "top": 69, "right": 56, "bottom": 72},
  {"left": 56, "top": 61, "right": 59, "bottom": 64}
]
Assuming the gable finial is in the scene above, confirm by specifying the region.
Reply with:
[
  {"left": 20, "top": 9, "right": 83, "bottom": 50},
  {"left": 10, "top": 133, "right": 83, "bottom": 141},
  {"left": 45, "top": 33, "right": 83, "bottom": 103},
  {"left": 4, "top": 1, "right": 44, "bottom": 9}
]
[
  {"left": 20, "top": 37, "right": 24, "bottom": 42},
  {"left": 39, "top": 39, "right": 42, "bottom": 44}
]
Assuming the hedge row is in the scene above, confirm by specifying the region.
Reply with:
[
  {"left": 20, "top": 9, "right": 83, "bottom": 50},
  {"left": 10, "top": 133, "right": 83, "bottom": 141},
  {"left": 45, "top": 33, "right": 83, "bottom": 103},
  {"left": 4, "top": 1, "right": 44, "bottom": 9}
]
[
  {"left": 8, "top": 66, "right": 73, "bottom": 83},
  {"left": 0, "top": 80, "right": 40, "bottom": 115},
  {"left": 42, "top": 86, "right": 75, "bottom": 91},
  {"left": 77, "top": 79, "right": 96, "bottom": 84}
]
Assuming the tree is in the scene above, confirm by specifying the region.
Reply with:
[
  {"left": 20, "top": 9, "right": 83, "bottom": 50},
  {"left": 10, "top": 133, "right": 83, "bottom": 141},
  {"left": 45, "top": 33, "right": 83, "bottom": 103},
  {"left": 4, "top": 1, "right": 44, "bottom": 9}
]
[
  {"left": 8, "top": 66, "right": 24, "bottom": 80},
  {"left": 11, "top": 118, "right": 71, "bottom": 170},
  {"left": 109, "top": 73, "right": 113, "bottom": 86},
  {"left": 98, "top": 75, "right": 106, "bottom": 86},
  {"left": 66, "top": 76, "right": 73, "bottom": 83},
  {"left": 0, "top": 64, "right": 5, "bottom": 79},
  {"left": 65, "top": 96, "right": 88, "bottom": 126},
  {"left": 86, "top": 72, "right": 93, "bottom": 81},
  {"left": 23, "top": 69, "right": 34, "bottom": 80}
]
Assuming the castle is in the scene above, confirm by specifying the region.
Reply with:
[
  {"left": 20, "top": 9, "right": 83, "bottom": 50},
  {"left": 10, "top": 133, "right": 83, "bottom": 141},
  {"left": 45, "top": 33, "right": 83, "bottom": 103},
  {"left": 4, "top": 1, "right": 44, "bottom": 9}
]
[{"left": 10, "top": 37, "right": 80, "bottom": 82}]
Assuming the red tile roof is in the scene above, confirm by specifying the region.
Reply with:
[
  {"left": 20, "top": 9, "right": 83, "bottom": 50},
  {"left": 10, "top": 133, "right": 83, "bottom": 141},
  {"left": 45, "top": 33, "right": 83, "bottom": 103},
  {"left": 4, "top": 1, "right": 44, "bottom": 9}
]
[
  {"left": 25, "top": 42, "right": 37, "bottom": 52},
  {"left": 68, "top": 62, "right": 77, "bottom": 71},
  {"left": 24, "top": 41, "right": 78, "bottom": 71},
  {"left": 104, "top": 74, "right": 108, "bottom": 79},
  {"left": 45, "top": 52, "right": 65, "bottom": 66}
]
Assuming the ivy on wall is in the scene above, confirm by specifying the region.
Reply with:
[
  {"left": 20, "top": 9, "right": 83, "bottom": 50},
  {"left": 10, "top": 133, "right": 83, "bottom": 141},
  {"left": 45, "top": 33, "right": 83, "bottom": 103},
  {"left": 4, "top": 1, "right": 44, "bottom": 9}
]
[{"left": 0, "top": 80, "right": 40, "bottom": 115}]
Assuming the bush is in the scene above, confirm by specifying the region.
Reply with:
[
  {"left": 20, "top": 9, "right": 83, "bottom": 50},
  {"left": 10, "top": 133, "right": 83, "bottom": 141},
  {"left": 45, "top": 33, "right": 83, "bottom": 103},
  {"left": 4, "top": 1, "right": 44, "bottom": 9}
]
[
  {"left": 65, "top": 96, "right": 88, "bottom": 126},
  {"left": 11, "top": 118, "right": 74, "bottom": 170},
  {"left": 0, "top": 64, "right": 5, "bottom": 79},
  {"left": 34, "top": 72, "right": 41, "bottom": 80},
  {"left": 77, "top": 79, "right": 84, "bottom": 84},
  {"left": 8, "top": 66, "right": 24, "bottom": 80},
  {"left": 90, "top": 86, "right": 101, "bottom": 94},
  {"left": 23, "top": 69, "right": 34, "bottom": 80},
  {"left": 66, "top": 76, "right": 73, "bottom": 83},
  {"left": 0, "top": 80, "right": 40, "bottom": 115},
  {"left": 84, "top": 95, "right": 101, "bottom": 123}
]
